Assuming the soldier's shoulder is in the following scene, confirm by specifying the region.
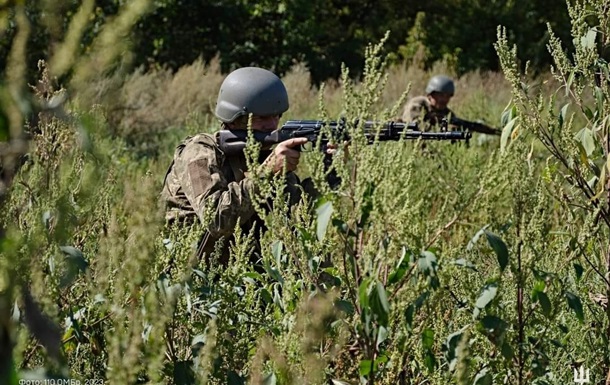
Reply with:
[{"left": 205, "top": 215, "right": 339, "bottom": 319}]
[
  {"left": 406, "top": 95, "right": 430, "bottom": 107},
  {"left": 176, "top": 132, "right": 220, "bottom": 159}
]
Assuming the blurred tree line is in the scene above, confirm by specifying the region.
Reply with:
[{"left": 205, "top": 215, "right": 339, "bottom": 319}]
[{"left": 1, "top": 0, "right": 572, "bottom": 84}]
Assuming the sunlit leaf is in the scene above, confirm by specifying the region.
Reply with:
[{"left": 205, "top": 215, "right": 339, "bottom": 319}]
[
  {"left": 500, "top": 116, "right": 518, "bottom": 153},
  {"left": 467, "top": 225, "right": 489, "bottom": 251},
  {"left": 473, "top": 367, "right": 492, "bottom": 385},
  {"left": 559, "top": 103, "right": 570, "bottom": 128},
  {"left": 316, "top": 200, "right": 333, "bottom": 241},
  {"left": 443, "top": 328, "right": 465, "bottom": 371},
  {"left": 581, "top": 28, "right": 596, "bottom": 49},
  {"left": 473, "top": 282, "right": 498, "bottom": 319},
  {"left": 376, "top": 326, "right": 388, "bottom": 348},
  {"left": 331, "top": 380, "right": 354, "bottom": 385},
  {"left": 417, "top": 250, "right": 437, "bottom": 276},
  {"left": 359, "top": 360, "right": 372, "bottom": 376},
  {"left": 575, "top": 127, "right": 597, "bottom": 156},
  {"left": 271, "top": 240, "right": 283, "bottom": 264}
]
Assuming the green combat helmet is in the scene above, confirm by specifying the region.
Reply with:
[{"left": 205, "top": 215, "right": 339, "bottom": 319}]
[
  {"left": 215, "top": 67, "right": 289, "bottom": 123},
  {"left": 425, "top": 75, "right": 455, "bottom": 96}
]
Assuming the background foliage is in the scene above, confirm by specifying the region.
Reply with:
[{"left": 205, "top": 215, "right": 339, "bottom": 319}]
[{"left": 1, "top": 0, "right": 574, "bottom": 84}]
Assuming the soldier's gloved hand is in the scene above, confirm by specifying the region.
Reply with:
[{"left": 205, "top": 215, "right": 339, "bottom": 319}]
[{"left": 263, "top": 137, "right": 309, "bottom": 174}]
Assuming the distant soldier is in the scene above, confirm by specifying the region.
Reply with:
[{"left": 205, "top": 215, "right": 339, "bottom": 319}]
[
  {"left": 161, "top": 67, "right": 335, "bottom": 265},
  {"left": 401, "top": 75, "right": 500, "bottom": 135}
]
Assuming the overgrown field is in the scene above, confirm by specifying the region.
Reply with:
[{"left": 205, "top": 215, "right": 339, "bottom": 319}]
[{"left": 1, "top": 1, "right": 610, "bottom": 385}]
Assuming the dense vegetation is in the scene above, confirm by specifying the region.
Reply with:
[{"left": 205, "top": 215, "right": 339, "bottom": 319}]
[
  {"left": 0, "top": 0, "right": 574, "bottom": 83},
  {"left": 1, "top": 1, "right": 610, "bottom": 385}
]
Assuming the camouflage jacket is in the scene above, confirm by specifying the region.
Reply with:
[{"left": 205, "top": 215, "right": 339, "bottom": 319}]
[
  {"left": 401, "top": 95, "right": 454, "bottom": 130},
  {"left": 161, "top": 132, "right": 309, "bottom": 262}
]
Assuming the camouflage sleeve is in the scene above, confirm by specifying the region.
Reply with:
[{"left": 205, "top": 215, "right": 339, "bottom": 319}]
[
  {"left": 401, "top": 96, "right": 430, "bottom": 123},
  {"left": 173, "top": 137, "right": 260, "bottom": 238}
]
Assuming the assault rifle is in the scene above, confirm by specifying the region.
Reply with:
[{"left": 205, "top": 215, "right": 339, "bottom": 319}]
[
  {"left": 218, "top": 119, "right": 472, "bottom": 155},
  {"left": 448, "top": 116, "right": 501, "bottom": 136}
]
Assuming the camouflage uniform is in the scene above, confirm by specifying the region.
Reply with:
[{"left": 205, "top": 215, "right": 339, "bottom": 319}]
[
  {"left": 401, "top": 95, "right": 454, "bottom": 130},
  {"left": 161, "top": 131, "right": 309, "bottom": 264}
]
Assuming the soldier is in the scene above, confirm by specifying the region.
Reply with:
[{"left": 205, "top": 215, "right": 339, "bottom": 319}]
[
  {"left": 401, "top": 75, "right": 455, "bottom": 128},
  {"left": 161, "top": 67, "right": 315, "bottom": 264},
  {"left": 401, "top": 75, "right": 500, "bottom": 135}
]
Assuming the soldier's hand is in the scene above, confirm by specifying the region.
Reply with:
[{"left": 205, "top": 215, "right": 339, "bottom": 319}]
[
  {"left": 263, "top": 137, "right": 309, "bottom": 174},
  {"left": 325, "top": 141, "right": 350, "bottom": 163}
]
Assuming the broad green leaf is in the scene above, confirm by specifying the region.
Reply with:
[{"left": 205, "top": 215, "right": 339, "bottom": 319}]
[
  {"left": 359, "top": 278, "right": 371, "bottom": 308},
  {"left": 405, "top": 291, "right": 429, "bottom": 328},
  {"left": 479, "top": 315, "right": 508, "bottom": 331},
  {"left": 501, "top": 341, "right": 514, "bottom": 359},
  {"left": 500, "top": 116, "right": 518, "bottom": 153},
  {"left": 559, "top": 103, "right": 570, "bottom": 128},
  {"left": 575, "top": 127, "right": 597, "bottom": 156},
  {"left": 359, "top": 360, "right": 372, "bottom": 376},
  {"left": 573, "top": 263, "right": 583, "bottom": 281},
  {"left": 473, "top": 283, "right": 498, "bottom": 319},
  {"left": 566, "top": 71, "right": 575, "bottom": 96},
  {"left": 467, "top": 225, "right": 490, "bottom": 250},
  {"left": 375, "top": 281, "right": 390, "bottom": 314},
  {"left": 261, "top": 288, "right": 273, "bottom": 304},
  {"left": 422, "top": 328, "right": 434, "bottom": 350},
  {"left": 478, "top": 315, "right": 509, "bottom": 344},
  {"left": 59, "top": 246, "right": 88, "bottom": 287},
  {"left": 424, "top": 351, "right": 436, "bottom": 372},
  {"left": 581, "top": 29, "right": 596, "bottom": 49},
  {"left": 418, "top": 250, "right": 437, "bottom": 276},
  {"left": 500, "top": 100, "right": 515, "bottom": 126},
  {"left": 271, "top": 240, "right": 283, "bottom": 264},
  {"left": 565, "top": 291, "right": 584, "bottom": 322},
  {"left": 388, "top": 247, "right": 409, "bottom": 285},
  {"left": 316, "top": 200, "right": 333, "bottom": 241},
  {"left": 537, "top": 292, "right": 552, "bottom": 318},
  {"left": 443, "top": 328, "right": 465, "bottom": 371},
  {"left": 484, "top": 231, "right": 509, "bottom": 272},
  {"left": 227, "top": 370, "right": 245, "bottom": 385},
  {"left": 370, "top": 281, "right": 390, "bottom": 327},
  {"left": 376, "top": 326, "right": 388, "bottom": 348},
  {"left": 335, "top": 299, "right": 355, "bottom": 315}
]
